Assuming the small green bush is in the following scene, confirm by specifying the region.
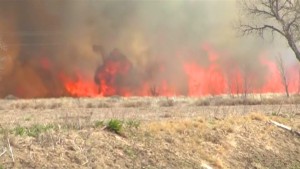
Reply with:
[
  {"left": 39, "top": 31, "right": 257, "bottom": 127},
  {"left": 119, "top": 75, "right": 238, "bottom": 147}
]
[{"left": 107, "top": 119, "right": 123, "bottom": 134}]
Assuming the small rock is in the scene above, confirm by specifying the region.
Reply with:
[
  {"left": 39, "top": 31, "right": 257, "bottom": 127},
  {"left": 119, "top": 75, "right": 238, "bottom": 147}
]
[{"left": 201, "top": 163, "right": 213, "bottom": 169}]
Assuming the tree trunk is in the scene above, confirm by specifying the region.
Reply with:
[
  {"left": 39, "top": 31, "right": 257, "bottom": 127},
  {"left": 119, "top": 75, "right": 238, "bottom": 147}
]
[
  {"left": 290, "top": 43, "right": 300, "bottom": 62},
  {"left": 284, "top": 83, "right": 290, "bottom": 97},
  {"left": 286, "top": 34, "right": 300, "bottom": 62}
]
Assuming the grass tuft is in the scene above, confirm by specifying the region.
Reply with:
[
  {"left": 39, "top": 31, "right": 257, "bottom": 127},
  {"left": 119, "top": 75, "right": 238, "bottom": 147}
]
[
  {"left": 107, "top": 119, "right": 123, "bottom": 134},
  {"left": 13, "top": 124, "right": 56, "bottom": 137}
]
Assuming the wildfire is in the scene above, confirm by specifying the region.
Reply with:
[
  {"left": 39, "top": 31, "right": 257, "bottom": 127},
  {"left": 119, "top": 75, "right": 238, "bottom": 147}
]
[
  {"left": 58, "top": 45, "right": 300, "bottom": 97},
  {"left": 60, "top": 73, "right": 99, "bottom": 97},
  {"left": 3, "top": 43, "right": 299, "bottom": 98}
]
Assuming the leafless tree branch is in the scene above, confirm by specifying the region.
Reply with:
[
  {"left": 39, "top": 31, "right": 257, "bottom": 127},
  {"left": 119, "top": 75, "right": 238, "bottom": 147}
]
[{"left": 237, "top": 0, "right": 300, "bottom": 62}]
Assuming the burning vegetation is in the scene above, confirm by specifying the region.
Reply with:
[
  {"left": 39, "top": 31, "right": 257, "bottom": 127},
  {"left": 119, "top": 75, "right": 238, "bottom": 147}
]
[
  {"left": 25, "top": 45, "right": 300, "bottom": 98},
  {"left": 0, "top": 0, "right": 299, "bottom": 98}
]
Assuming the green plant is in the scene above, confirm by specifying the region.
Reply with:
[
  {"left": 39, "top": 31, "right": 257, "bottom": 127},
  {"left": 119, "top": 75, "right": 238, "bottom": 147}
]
[
  {"left": 14, "top": 124, "right": 56, "bottom": 137},
  {"left": 27, "top": 124, "right": 47, "bottom": 137},
  {"left": 14, "top": 126, "right": 26, "bottom": 136},
  {"left": 107, "top": 119, "right": 123, "bottom": 134}
]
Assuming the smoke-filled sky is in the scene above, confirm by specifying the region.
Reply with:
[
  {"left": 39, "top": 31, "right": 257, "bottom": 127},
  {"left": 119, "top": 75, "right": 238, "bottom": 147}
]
[{"left": 0, "top": 0, "right": 298, "bottom": 97}]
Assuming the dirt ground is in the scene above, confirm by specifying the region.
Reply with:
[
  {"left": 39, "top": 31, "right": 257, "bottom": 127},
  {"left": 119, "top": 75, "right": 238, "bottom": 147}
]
[{"left": 0, "top": 97, "right": 299, "bottom": 169}]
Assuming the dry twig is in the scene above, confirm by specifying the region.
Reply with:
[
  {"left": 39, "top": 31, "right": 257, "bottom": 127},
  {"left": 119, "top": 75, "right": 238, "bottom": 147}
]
[
  {"left": 270, "top": 120, "right": 300, "bottom": 137},
  {"left": 0, "top": 147, "right": 7, "bottom": 157},
  {"left": 7, "top": 138, "right": 14, "bottom": 162}
]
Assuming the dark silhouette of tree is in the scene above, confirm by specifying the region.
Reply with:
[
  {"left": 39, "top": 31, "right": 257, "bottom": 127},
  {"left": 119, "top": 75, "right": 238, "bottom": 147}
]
[
  {"left": 238, "top": 0, "right": 300, "bottom": 62},
  {"left": 276, "top": 54, "right": 290, "bottom": 97}
]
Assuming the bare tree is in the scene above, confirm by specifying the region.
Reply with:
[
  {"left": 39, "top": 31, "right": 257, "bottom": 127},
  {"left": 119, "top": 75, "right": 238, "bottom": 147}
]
[
  {"left": 149, "top": 85, "right": 159, "bottom": 96},
  {"left": 226, "top": 70, "right": 242, "bottom": 97},
  {"left": 238, "top": 0, "right": 300, "bottom": 62},
  {"left": 242, "top": 64, "right": 252, "bottom": 99},
  {"left": 276, "top": 54, "right": 290, "bottom": 97}
]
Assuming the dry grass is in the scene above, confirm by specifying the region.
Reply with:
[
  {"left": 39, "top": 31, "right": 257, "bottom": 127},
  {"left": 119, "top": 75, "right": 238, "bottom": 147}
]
[
  {"left": 158, "top": 98, "right": 175, "bottom": 107},
  {"left": 192, "top": 94, "right": 300, "bottom": 106},
  {"left": 121, "top": 101, "right": 151, "bottom": 108},
  {"left": 97, "top": 102, "right": 112, "bottom": 108},
  {"left": 0, "top": 96, "right": 299, "bottom": 168},
  {"left": 137, "top": 113, "right": 299, "bottom": 169},
  {"left": 4, "top": 94, "right": 300, "bottom": 112},
  {"left": 0, "top": 108, "right": 299, "bottom": 169}
]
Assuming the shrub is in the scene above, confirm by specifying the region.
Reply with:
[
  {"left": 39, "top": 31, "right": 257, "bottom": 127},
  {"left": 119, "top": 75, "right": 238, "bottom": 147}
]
[{"left": 107, "top": 119, "right": 123, "bottom": 134}]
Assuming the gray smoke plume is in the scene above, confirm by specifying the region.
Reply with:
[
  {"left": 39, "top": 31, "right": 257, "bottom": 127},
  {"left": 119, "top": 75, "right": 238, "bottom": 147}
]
[{"left": 0, "top": 0, "right": 285, "bottom": 97}]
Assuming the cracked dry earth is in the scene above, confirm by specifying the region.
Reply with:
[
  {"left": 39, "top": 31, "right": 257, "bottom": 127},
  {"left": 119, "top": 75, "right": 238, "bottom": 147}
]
[{"left": 0, "top": 97, "right": 299, "bottom": 169}]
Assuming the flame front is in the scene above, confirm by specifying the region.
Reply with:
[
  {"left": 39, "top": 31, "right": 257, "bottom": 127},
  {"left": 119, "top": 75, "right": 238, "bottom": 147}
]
[{"left": 56, "top": 44, "right": 300, "bottom": 97}]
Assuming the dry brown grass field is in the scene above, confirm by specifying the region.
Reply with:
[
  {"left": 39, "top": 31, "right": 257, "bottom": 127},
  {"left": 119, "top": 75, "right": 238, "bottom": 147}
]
[{"left": 0, "top": 95, "right": 299, "bottom": 169}]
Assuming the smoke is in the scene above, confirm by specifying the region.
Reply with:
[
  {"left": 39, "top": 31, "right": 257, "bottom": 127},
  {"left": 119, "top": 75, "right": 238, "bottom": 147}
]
[{"left": 0, "top": 0, "right": 290, "bottom": 97}]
